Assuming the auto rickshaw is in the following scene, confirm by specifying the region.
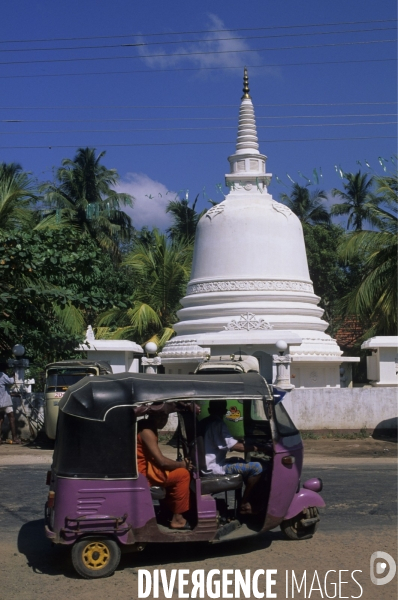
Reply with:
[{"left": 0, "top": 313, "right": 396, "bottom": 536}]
[
  {"left": 43, "top": 360, "right": 112, "bottom": 439},
  {"left": 44, "top": 373, "right": 325, "bottom": 579}
]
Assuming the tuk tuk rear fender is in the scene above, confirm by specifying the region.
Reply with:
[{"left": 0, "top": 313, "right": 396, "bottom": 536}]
[
  {"left": 284, "top": 489, "right": 326, "bottom": 521},
  {"left": 50, "top": 475, "right": 155, "bottom": 544}
]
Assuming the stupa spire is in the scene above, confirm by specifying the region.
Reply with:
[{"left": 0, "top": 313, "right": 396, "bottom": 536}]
[
  {"left": 225, "top": 68, "right": 272, "bottom": 191},
  {"left": 236, "top": 68, "right": 259, "bottom": 154},
  {"left": 242, "top": 66, "right": 251, "bottom": 99}
]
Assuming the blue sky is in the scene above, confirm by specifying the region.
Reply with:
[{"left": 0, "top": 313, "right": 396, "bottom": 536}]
[{"left": 1, "top": 0, "right": 396, "bottom": 229}]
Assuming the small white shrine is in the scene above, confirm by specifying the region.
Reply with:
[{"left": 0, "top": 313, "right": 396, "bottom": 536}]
[
  {"left": 361, "top": 336, "right": 398, "bottom": 387},
  {"left": 78, "top": 326, "right": 144, "bottom": 373},
  {"left": 161, "top": 69, "right": 359, "bottom": 387}
]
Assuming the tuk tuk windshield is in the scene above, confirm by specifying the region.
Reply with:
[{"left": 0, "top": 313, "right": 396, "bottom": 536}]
[
  {"left": 274, "top": 402, "right": 299, "bottom": 436},
  {"left": 46, "top": 368, "right": 97, "bottom": 392}
]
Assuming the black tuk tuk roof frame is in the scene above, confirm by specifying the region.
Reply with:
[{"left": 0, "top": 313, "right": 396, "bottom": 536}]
[{"left": 59, "top": 372, "right": 272, "bottom": 422}]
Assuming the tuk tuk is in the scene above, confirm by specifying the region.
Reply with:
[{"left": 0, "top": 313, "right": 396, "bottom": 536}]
[
  {"left": 195, "top": 354, "right": 260, "bottom": 374},
  {"left": 43, "top": 360, "right": 112, "bottom": 439},
  {"left": 44, "top": 373, "right": 325, "bottom": 579}
]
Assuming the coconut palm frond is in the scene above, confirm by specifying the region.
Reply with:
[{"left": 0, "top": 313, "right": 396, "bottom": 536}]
[
  {"left": 280, "top": 183, "right": 330, "bottom": 225},
  {"left": 33, "top": 212, "right": 80, "bottom": 231},
  {"left": 95, "top": 230, "right": 192, "bottom": 344},
  {"left": 102, "top": 326, "right": 138, "bottom": 340},
  {"left": 128, "top": 301, "right": 162, "bottom": 335},
  {"left": 331, "top": 171, "right": 378, "bottom": 230},
  {"left": 96, "top": 306, "right": 132, "bottom": 328},
  {"left": 157, "top": 327, "right": 176, "bottom": 347},
  {"left": 52, "top": 302, "right": 86, "bottom": 336},
  {"left": 337, "top": 197, "right": 397, "bottom": 335},
  {"left": 40, "top": 148, "right": 134, "bottom": 259}
]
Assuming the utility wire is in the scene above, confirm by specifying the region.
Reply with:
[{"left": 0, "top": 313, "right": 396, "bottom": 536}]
[
  {"left": 0, "top": 136, "right": 395, "bottom": 149},
  {"left": 3, "top": 113, "right": 396, "bottom": 123},
  {"left": 0, "top": 26, "right": 395, "bottom": 53},
  {"left": 1, "top": 102, "right": 395, "bottom": 110},
  {"left": 1, "top": 122, "right": 395, "bottom": 135},
  {"left": 0, "top": 57, "right": 395, "bottom": 80},
  {"left": 0, "top": 18, "right": 395, "bottom": 44},
  {"left": 0, "top": 38, "right": 395, "bottom": 66}
]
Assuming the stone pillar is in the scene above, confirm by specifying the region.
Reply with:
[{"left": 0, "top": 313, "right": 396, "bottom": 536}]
[
  {"left": 272, "top": 354, "right": 295, "bottom": 391},
  {"left": 142, "top": 356, "right": 162, "bottom": 374}
]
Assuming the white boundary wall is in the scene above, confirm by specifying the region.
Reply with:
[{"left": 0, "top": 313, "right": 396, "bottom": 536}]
[{"left": 283, "top": 387, "right": 398, "bottom": 431}]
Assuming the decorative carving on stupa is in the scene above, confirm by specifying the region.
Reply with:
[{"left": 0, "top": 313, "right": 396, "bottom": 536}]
[{"left": 224, "top": 313, "right": 273, "bottom": 331}]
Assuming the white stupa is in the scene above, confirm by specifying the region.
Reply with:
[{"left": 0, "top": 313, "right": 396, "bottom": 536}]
[{"left": 161, "top": 69, "right": 357, "bottom": 387}]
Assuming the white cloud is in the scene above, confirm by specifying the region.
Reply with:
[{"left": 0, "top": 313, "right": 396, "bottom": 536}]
[
  {"left": 115, "top": 173, "right": 174, "bottom": 230},
  {"left": 136, "top": 14, "right": 262, "bottom": 73}
]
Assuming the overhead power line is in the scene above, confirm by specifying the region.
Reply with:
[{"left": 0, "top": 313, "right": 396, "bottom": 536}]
[
  {"left": 0, "top": 26, "right": 395, "bottom": 53},
  {"left": 1, "top": 102, "right": 395, "bottom": 111},
  {"left": 3, "top": 113, "right": 396, "bottom": 124},
  {"left": 0, "top": 57, "right": 395, "bottom": 80},
  {"left": 0, "top": 38, "right": 395, "bottom": 66},
  {"left": 0, "top": 136, "right": 395, "bottom": 149},
  {"left": 0, "top": 18, "right": 395, "bottom": 44},
  {"left": 0, "top": 122, "right": 395, "bottom": 135}
]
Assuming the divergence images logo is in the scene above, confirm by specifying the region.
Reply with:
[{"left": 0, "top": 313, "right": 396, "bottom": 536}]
[{"left": 370, "top": 551, "right": 396, "bottom": 586}]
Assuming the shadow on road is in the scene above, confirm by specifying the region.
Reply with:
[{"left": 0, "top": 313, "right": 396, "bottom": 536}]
[
  {"left": 18, "top": 518, "right": 282, "bottom": 577},
  {"left": 119, "top": 531, "right": 281, "bottom": 572},
  {"left": 18, "top": 518, "right": 75, "bottom": 578}
]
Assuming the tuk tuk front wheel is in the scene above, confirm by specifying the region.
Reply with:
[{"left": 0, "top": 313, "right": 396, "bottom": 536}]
[
  {"left": 280, "top": 508, "right": 319, "bottom": 541},
  {"left": 71, "top": 537, "right": 121, "bottom": 579}
]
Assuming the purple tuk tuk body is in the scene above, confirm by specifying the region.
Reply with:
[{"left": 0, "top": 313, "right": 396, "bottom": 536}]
[
  {"left": 44, "top": 373, "right": 325, "bottom": 577},
  {"left": 262, "top": 437, "right": 325, "bottom": 531}
]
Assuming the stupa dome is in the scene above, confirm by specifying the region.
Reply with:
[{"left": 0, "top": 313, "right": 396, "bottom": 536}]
[{"left": 161, "top": 69, "right": 349, "bottom": 386}]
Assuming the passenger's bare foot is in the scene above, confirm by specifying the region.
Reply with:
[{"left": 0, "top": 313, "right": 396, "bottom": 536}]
[
  {"left": 170, "top": 513, "right": 190, "bottom": 529},
  {"left": 239, "top": 502, "right": 253, "bottom": 514}
]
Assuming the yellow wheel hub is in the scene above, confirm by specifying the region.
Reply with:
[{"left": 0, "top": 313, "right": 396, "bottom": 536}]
[{"left": 81, "top": 541, "right": 110, "bottom": 570}]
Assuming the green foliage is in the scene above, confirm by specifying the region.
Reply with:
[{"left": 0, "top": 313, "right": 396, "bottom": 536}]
[
  {"left": 336, "top": 173, "right": 397, "bottom": 337},
  {"left": 0, "top": 162, "right": 38, "bottom": 232},
  {"left": 40, "top": 147, "right": 134, "bottom": 259},
  {"left": 0, "top": 228, "right": 134, "bottom": 369},
  {"left": 97, "top": 229, "right": 192, "bottom": 346},
  {"left": 302, "top": 223, "right": 361, "bottom": 334},
  {"left": 331, "top": 171, "right": 379, "bottom": 230},
  {"left": 166, "top": 194, "right": 206, "bottom": 242},
  {"left": 280, "top": 183, "right": 330, "bottom": 225}
]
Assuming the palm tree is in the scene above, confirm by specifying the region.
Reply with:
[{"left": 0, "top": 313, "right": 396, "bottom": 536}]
[
  {"left": 337, "top": 173, "right": 397, "bottom": 336},
  {"left": 40, "top": 148, "right": 134, "bottom": 257},
  {"left": 0, "top": 162, "right": 37, "bottom": 232},
  {"left": 331, "top": 171, "right": 378, "bottom": 230},
  {"left": 280, "top": 183, "right": 330, "bottom": 225},
  {"left": 96, "top": 230, "right": 192, "bottom": 346},
  {"left": 166, "top": 194, "right": 206, "bottom": 242}
]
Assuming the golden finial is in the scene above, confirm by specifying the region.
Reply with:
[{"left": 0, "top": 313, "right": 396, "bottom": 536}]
[{"left": 241, "top": 67, "right": 251, "bottom": 99}]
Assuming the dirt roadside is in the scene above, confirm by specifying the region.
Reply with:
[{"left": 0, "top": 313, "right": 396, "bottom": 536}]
[{"left": 0, "top": 436, "right": 396, "bottom": 466}]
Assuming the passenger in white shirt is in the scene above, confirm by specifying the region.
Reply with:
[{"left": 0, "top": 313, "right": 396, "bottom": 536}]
[{"left": 202, "top": 400, "right": 263, "bottom": 514}]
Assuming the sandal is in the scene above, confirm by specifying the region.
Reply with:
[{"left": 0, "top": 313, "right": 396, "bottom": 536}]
[{"left": 5, "top": 439, "right": 22, "bottom": 445}]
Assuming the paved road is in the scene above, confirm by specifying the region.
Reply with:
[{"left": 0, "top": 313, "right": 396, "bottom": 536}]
[{"left": 0, "top": 462, "right": 396, "bottom": 599}]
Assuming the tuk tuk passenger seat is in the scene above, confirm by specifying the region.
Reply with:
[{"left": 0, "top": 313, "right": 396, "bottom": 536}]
[
  {"left": 177, "top": 412, "right": 243, "bottom": 496},
  {"left": 150, "top": 486, "right": 166, "bottom": 500}
]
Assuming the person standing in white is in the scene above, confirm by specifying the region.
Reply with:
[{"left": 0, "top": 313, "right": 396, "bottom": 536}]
[{"left": 0, "top": 368, "right": 20, "bottom": 444}]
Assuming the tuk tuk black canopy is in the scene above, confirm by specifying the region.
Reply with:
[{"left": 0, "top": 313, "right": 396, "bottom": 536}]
[
  {"left": 53, "top": 373, "right": 270, "bottom": 480},
  {"left": 59, "top": 372, "right": 269, "bottom": 422}
]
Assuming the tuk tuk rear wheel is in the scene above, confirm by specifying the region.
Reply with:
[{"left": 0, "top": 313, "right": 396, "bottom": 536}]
[
  {"left": 71, "top": 537, "right": 121, "bottom": 579},
  {"left": 280, "top": 508, "right": 319, "bottom": 541}
]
